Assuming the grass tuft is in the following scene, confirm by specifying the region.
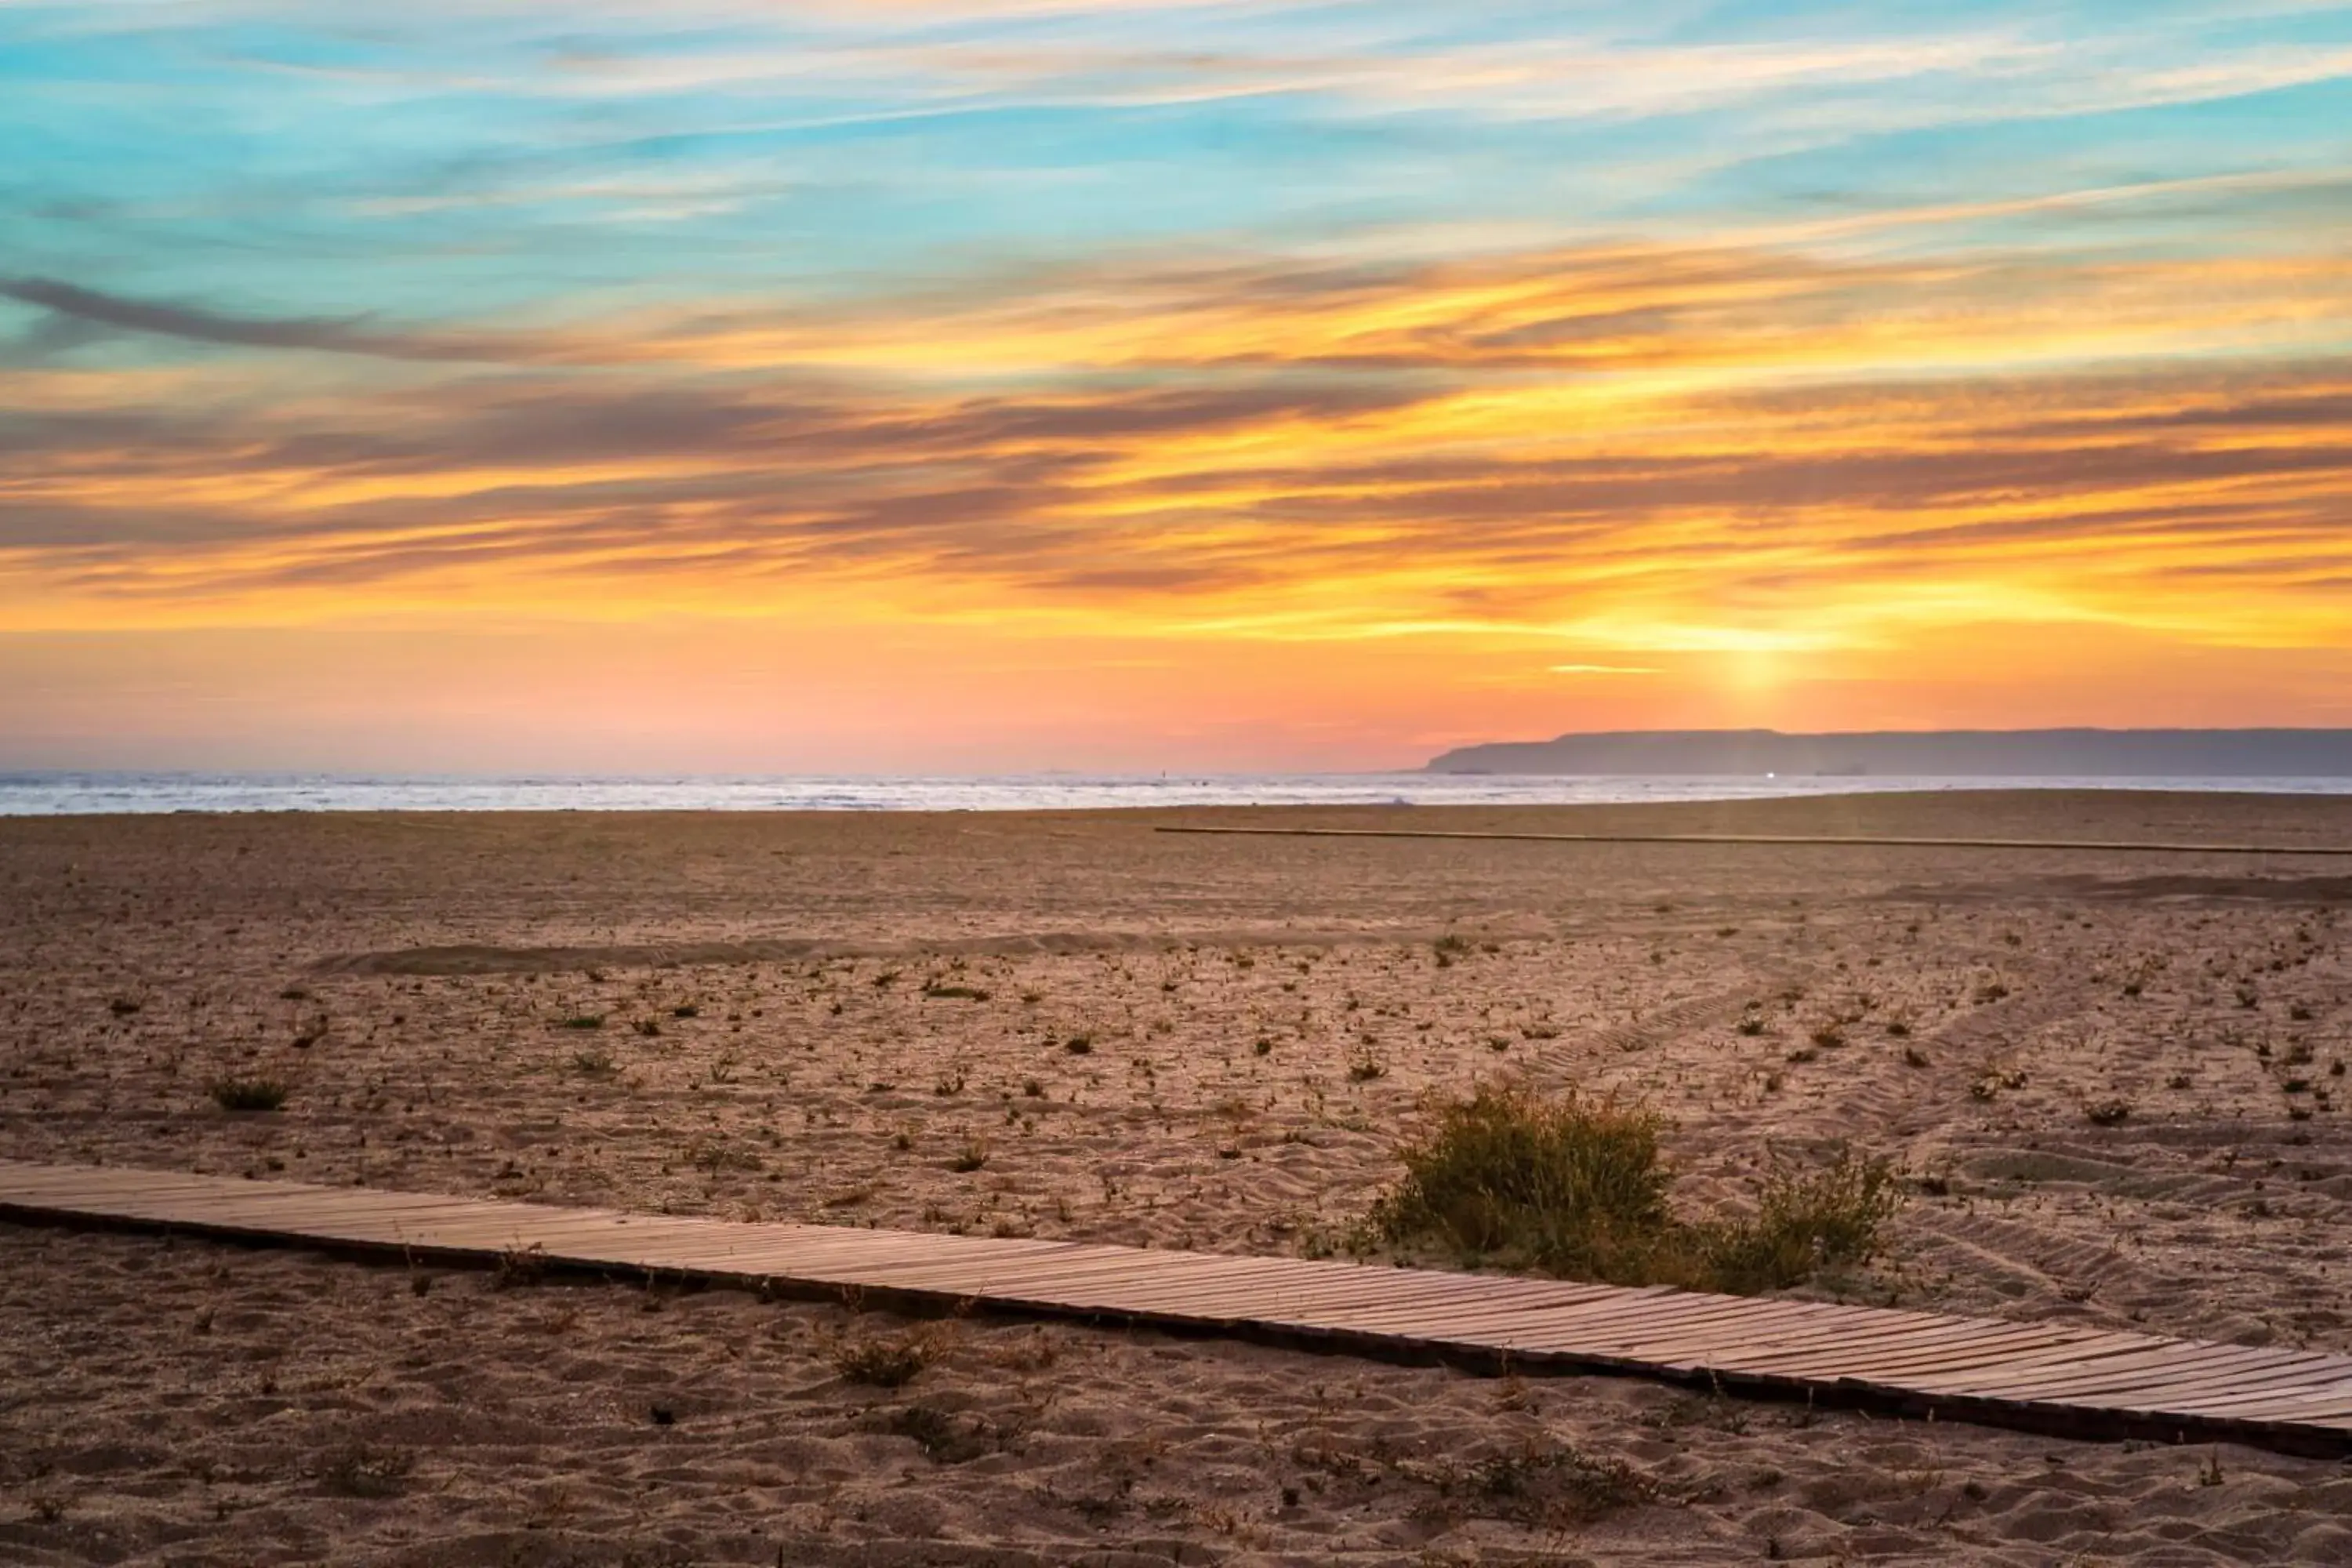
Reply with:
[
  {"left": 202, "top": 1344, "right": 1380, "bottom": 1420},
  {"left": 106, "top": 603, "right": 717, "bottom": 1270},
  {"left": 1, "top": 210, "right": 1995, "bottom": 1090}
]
[
  {"left": 1693, "top": 1148, "right": 1904, "bottom": 1295},
  {"left": 492, "top": 1242, "right": 549, "bottom": 1289},
  {"left": 1369, "top": 1084, "right": 1898, "bottom": 1295},
  {"left": 888, "top": 1403, "right": 994, "bottom": 1464},
  {"left": 1458, "top": 1441, "right": 1655, "bottom": 1524},
  {"left": 1370, "top": 1087, "right": 1671, "bottom": 1281},
  {"left": 209, "top": 1075, "right": 289, "bottom": 1112},
  {"left": 315, "top": 1442, "right": 414, "bottom": 1498},
  {"left": 833, "top": 1327, "right": 938, "bottom": 1388}
]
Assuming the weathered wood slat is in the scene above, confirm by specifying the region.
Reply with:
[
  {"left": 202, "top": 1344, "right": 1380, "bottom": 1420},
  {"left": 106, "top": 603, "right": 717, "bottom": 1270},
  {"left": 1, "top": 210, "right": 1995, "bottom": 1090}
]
[
  {"left": 1706, "top": 1321, "right": 2031, "bottom": 1372},
  {"left": 1972, "top": 1345, "right": 2321, "bottom": 1401},
  {"left": 1777, "top": 1327, "right": 2145, "bottom": 1381},
  {"left": 2150, "top": 1376, "right": 2352, "bottom": 1416},
  {"left": 951, "top": 1258, "right": 1315, "bottom": 1309},
  {"left": 1568, "top": 1297, "right": 1867, "bottom": 1348},
  {"left": 2245, "top": 1404, "right": 2352, "bottom": 1429},
  {"left": 787, "top": 1250, "right": 1126, "bottom": 1294},
  {"left": 2, "top": 1159, "right": 2347, "bottom": 1457}
]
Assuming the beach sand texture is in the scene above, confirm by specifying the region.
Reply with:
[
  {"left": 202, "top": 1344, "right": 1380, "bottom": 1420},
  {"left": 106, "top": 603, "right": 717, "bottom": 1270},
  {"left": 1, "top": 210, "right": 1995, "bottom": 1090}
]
[{"left": 4, "top": 793, "right": 2351, "bottom": 1563}]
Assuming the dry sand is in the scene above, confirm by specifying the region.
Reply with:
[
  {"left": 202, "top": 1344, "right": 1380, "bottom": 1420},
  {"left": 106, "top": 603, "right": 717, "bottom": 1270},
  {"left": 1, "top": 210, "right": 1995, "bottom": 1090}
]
[{"left": 4, "top": 793, "right": 2351, "bottom": 1564}]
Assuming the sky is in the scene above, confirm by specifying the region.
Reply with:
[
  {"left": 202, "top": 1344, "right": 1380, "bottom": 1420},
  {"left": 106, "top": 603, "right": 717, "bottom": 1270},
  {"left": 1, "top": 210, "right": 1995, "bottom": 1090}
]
[{"left": 4, "top": 1, "right": 2351, "bottom": 773}]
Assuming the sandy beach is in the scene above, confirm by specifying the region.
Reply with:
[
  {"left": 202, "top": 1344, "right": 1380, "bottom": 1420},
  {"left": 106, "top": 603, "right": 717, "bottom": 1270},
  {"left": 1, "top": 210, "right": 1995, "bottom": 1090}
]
[{"left": 5, "top": 793, "right": 2351, "bottom": 1564}]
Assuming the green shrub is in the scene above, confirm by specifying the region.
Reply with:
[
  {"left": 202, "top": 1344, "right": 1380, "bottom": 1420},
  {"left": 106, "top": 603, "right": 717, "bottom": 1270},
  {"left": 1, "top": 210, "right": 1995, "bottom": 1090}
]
[
  {"left": 209, "top": 1076, "right": 289, "bottom": 1112},
  {"left": 1690, "top": 1148, "right": 1903, "bottom": 1294},
  {"left": 833, "top": 1328, "right": 936, "bottom": 1388},
  {"left": 1369, "top": 1087, "right": 1674, "bottom": 1283},
  {"left": 1370, "top": 1084, "right": 1897, "bottom": 1294}
]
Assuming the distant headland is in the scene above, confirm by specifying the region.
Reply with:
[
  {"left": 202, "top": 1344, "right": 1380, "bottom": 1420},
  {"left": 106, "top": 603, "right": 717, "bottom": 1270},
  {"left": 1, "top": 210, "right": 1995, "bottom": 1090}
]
[{"left": 1424, "top": 729, "right": 2352, "bottom": 777}]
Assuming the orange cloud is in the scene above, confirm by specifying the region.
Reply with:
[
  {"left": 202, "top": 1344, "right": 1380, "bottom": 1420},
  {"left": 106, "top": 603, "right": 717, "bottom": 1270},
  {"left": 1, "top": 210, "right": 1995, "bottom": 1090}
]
[{"left": 5, "top": 231, "right": 2350, "bottom": 721}]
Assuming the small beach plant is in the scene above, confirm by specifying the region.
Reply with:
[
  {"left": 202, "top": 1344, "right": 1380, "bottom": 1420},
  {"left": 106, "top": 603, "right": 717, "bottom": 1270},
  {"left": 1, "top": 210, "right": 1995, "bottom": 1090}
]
[
  {"left": 1370, "top": 1084, "right": 1899, "bottom": 1294},
  {"left": 209, "top": 1075, "right": 289, "bottom": 1112}
]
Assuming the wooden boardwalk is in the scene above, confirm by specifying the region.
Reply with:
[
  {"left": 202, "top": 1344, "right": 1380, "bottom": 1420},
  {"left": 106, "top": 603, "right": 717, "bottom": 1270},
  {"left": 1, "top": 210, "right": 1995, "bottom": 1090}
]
[{"left": 5, "top": 1159, "right": 2350, "bottom": 1457}]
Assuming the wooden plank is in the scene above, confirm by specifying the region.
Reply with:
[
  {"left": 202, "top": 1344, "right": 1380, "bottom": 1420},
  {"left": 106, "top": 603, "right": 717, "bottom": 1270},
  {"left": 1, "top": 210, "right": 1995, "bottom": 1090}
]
[
  {"left": 845, "top": 1258, "right": 1176, "bottom": 1299},
  {"left": 1379, "top": 1287, "right": 1732, "bottom": 1344},
  {"left": 1028, "top": 1262, "right": 1357, "bottom": 1317},
  {"left": 1332, "top": 1286, "right": 1692, "bottom": 1345},
  {"left": 1324, "top": 1294, "right": 1642, "bottom": 1342},
  {"left": 2, "top": 1171, "right": 219, "bottom": 1201},
  {"left": 726, "top": 1232, "right": 992, "bottom": 1269},
  {"left": 2128, "top": 1388, "right": 2352, "bottom": 1426},
  {"left": 2225, "top": 1374, "right": 2352, "bottom": 1408},
  {"left": 1408, "top": 1301, "right": 1798, "bottom": 1360},
  {"left": 1532, "top": 1293, "right": 1865, "bottom": 1345},
  {"left": 1270, "top": 1279, "right": 1618, "bottom": 1326},
  {"left": 1225, "top": 1274, "right": 1525, "bottom": 1323},
  {"left": 3, "top": 1160, "right": 2349, "bottom": 1457},
  {"left": 758, "top": 1250, "right": 1125, "bottom": 1295},
  {"left": 2140, "top": 1374, "right": 2352, "bottom": 1417},
  {"left": 2136, "top": 1374, "right": 2352, "bottom": 1415},
  {"left": 1966, "top": 1349, "right": 2297, "bottom": 1405},
  {"left": 18, "top": 1179, "right": 325, "bottom": 1214},
  {"left": 1571, "top": 1297, "right": 1872, "bottom": 1348},
  {"left": 1256, "top": 1276, "right": 1573, "bottom": 1321},
  {"left": 1907, "top": 1334, "right": 2264, "bottom": 1392},
  {"left": 1595, "top": 1311, "right": 1937, "bottom": 1367},
  {"left": 1771, "top": 1328, "right": 2147, "bottom": 1382},
  {"left": 394, "top": 1211, "right": 642, "bottom": 1247},
  {"left": 1706, "top": 1316, "right": 2039, "bottom": 1369},
  {"left": 1704, "top": 1328, "right": 2099, "bottom": 1386},
  {"left": 326, "top": 1200, "right": 563, "bottom": 1232},
  {"left": 823, "top": 1239, "right": 1087, "bottom": 1275},
  {"left": 916, "top": 1249, "right": 1292, "bottom": 1294},
  {"left": 1977, "top": 1345, "right": 2331, "bottom": 1403},
  {"left": 2221, "top": 1391, "right": 2352, "bottom": 1425},
  {"left": 778, "top": 1236, "right": 1113, "bottom": 1277},
  {"left": 866, "top": 1243, "right": 1246, "bottom": 1285},
  {"left": 664, "top": 1228, "right": 961, "bottom": 1266}
]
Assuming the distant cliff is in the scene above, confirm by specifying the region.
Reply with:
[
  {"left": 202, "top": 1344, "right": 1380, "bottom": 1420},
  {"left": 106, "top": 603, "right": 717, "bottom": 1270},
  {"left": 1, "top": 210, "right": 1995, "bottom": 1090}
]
[{"left": 1423, "top": 729, "right": 2352, "bottom": 777}]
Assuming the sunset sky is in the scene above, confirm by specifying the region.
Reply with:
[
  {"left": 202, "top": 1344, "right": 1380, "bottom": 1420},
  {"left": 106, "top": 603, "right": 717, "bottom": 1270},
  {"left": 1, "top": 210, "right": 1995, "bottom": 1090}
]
[{"left": 5, "top": 1, "right": 2351, "bottom": 771}]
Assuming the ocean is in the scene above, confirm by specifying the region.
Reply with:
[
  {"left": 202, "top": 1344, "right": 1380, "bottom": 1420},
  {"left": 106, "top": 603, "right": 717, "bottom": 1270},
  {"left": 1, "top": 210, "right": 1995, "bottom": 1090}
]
[{"left": 2, "top": 771, "right": 2347, "bottom": 815}]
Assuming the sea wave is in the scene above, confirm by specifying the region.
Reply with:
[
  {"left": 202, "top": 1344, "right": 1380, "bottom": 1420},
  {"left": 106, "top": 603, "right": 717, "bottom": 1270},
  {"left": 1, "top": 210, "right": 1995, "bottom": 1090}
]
[{"left": 1, "top": 771, "right": 2346, "bottom": 815}]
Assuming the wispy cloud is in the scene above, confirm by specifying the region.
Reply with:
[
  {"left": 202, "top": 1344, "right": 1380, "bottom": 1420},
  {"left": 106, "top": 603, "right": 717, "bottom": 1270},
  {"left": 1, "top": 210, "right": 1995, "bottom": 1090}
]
[
  {"left": 7, "top": 225, "right": 2350, "bottom": 670},
  {"left": 0, "top": 278, "right": 543, "bottom": 363},
  {"left": 5, "top": 0, "right": 2350, "bottom": 750}
]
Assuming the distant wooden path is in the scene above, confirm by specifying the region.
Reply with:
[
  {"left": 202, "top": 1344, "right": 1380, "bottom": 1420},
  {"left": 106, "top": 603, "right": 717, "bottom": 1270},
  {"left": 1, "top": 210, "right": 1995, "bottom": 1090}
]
[
  {"left": 1156, "top": 825, "right": 2352, "bottom": 857},
  {"left": 5, "top": 1160, "right": 2349, "bottom": 1457}
]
